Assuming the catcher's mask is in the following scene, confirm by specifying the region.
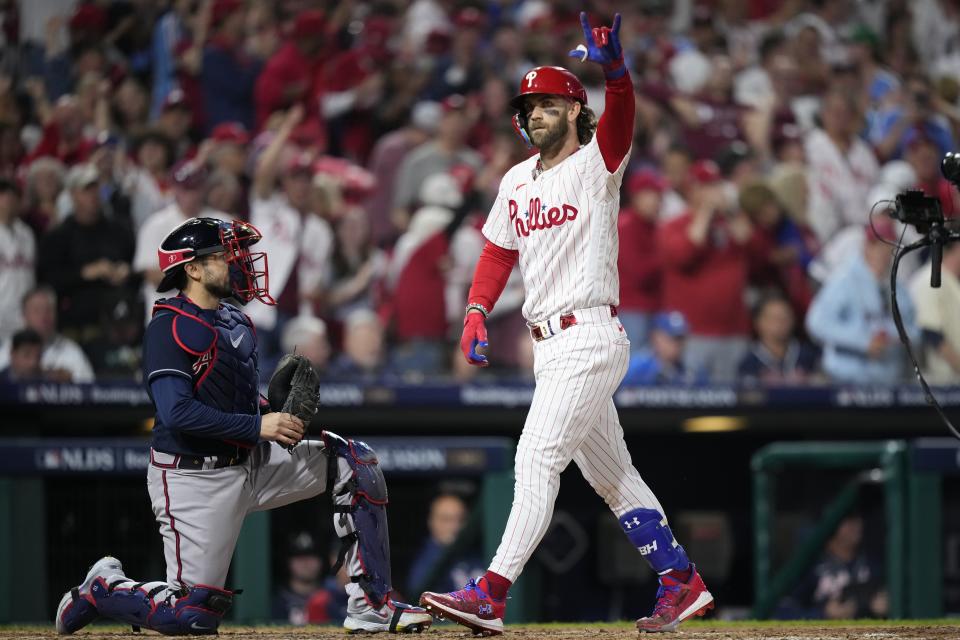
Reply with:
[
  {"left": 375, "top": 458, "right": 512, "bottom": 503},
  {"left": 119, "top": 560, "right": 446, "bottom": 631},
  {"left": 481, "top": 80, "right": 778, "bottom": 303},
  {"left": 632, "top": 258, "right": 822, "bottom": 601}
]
[{"left": 157, "top": 217, "right": 276, "bottom": 305}]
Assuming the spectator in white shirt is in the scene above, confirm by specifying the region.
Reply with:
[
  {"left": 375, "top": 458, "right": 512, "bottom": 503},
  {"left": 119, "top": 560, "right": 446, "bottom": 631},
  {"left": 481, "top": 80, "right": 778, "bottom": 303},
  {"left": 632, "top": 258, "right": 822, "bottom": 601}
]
[
  {"left": 133, "top": 159, "right": 230, "bottom": 323},
  {"left": 123, "top": 129, "right": 176, "bottom": 231},
  {"left": 0, "top": 178, "right": 35, "bottom": 340},
  {"left": 909, "top": 244, "right": 960, "bottom": 384},
  {"left": 0, "top": 286, "right": 95, "bottom": 383},
  {"left": 804, "top": 89, "right": 880, "bottom": 244},
  {"left": 247, "top": 105, "right": 333, "bottom": 370}
]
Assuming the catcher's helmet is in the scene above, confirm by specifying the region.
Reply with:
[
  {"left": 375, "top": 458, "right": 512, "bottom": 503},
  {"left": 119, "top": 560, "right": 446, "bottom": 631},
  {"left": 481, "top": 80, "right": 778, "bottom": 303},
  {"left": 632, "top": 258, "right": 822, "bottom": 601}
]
[
  {"left": 156, "top": 217, "right": 275, "bottom": 305},
  {"left": 509, "top": 66, "right": 587, "bottom": 148}
]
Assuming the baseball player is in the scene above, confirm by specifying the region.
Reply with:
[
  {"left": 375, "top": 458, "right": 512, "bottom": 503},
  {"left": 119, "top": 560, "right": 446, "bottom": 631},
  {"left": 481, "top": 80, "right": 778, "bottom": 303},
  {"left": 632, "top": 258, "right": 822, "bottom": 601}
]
[
  {"left": 419, "top": 13, "right": 713, "bottom": 635},
  {"left": 55, "top": 217, "right": 431, "bottom": 635}
]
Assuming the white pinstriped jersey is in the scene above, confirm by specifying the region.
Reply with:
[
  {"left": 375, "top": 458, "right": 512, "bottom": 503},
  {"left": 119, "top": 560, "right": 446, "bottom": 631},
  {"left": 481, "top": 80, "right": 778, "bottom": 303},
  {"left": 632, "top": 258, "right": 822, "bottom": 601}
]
[{"left": 482, "top": 134, "right": 630, "bottom": 323}]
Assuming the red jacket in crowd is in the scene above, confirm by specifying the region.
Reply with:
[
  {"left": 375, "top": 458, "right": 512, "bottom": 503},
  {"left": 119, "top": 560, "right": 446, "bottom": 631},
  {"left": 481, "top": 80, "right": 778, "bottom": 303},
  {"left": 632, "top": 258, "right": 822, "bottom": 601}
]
[
  {"left": 617, "top": 209, "right": 660, "bottom": 313},
  {"left": 391, "top": 233, "right": 449, "bottom": 341},
  {"left": 27, "top": 122, "right": 95, "bottom": 166},
  {"left": 254, "top": 42, "right": 324, "bottom": 130},
  {"left": 658, "top": 211, "right": 763, "bottom": 337}
]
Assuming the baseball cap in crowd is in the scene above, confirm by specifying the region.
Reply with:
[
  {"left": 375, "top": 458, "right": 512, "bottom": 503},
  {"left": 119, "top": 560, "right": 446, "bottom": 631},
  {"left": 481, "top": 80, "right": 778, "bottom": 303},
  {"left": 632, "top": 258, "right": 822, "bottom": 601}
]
[
  {"left": 419, "top": 172, "right": 463, "bottom": 210},
  {"left": 290, "top": 118, "right": 325, "bottom": 148},
  {"left": 65, "top": 163, "right": 99, "bottom": 190},
  {"left": 171, "top": 159, "right": 209, "bottom": 190},
  {"left": 454, "top": 7, "right": 485, "bottom": 29},
  {"left": 361, "top": 16, "right": 394, "bottom": 46},
  {"left": 161, "top": 89, "right": 190, "bottom": 113},
  {"left": 772, "top": 122, "right": 802, "bottom": 155},
  {"left": 94, "top": 131, "right": 120, "bottom": 149},
  {"left": 689, "top": 159, "right": 722, "bottom": 185},
  {"left": 211, "top": 0, "right": 243, "bottom": 24},
  {"left": 441, "top": 94, "right": 468, "bottom": 113},
  {"left": 286, "top": 152, "right": 314, "bottom": 176},
  {"left": 627, "top": 169, "right": 667, "bottom": 195},
  {"left": 848, "top": 23, "right": 879, "bottom": 50},
  {"left": 292, "top": 10, "right": 326, "bottom": 40},
  {"left": 411, "top": 101, "right": 442, "bottom": 133},
  {"left": 865, "top": 217, "right": 899, "bottom": 244},
  {"left": 653, "top": 311, "right": 689, "bottom": 338},
  {"left": 424, "top": 27, "right": 453, "bottom": 54},
  {"left": 715, "top": 141, "right": 754, "bottom": 178},
  {"left": 903, "top": 128, "right": 939, "bottom": 153},
  {"left": 210, "top": 122, "right": 250, "bottom": 146},
  {"left": 313, "top": 155, "right": 377, "bottom": 200},
  {"left": 287, "top": 531, "right": 319, "bottom": 557},
  {"left": 69, "top": 3, "right": 108, "bottom": 34}
]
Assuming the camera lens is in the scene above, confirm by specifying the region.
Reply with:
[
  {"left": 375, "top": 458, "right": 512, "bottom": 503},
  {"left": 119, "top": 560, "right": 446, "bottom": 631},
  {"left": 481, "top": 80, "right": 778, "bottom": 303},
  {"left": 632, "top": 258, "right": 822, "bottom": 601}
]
[{"left": 941, "top": 152, "right": 960, "bottom": 184}]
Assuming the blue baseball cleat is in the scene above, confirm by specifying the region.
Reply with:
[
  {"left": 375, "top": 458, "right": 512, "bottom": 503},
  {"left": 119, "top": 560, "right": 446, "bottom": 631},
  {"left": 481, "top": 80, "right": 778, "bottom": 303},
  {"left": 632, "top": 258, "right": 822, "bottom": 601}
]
[{"left": 55, "top": 556, "right": 124, "bottom": 635}]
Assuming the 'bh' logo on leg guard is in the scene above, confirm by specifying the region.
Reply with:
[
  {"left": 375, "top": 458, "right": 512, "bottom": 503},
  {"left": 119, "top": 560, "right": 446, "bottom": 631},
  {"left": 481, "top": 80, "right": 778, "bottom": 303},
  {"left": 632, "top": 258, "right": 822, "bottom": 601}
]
[{"left": 639, "top": 541, "right": 659, "bottom": 556}]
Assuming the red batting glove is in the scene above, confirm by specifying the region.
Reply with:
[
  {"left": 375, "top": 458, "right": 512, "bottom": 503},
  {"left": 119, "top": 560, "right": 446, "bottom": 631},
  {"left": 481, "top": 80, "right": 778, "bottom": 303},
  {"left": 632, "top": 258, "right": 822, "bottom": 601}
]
[{"left": 461, "top": 312, "right": 489, "bottom": 367}]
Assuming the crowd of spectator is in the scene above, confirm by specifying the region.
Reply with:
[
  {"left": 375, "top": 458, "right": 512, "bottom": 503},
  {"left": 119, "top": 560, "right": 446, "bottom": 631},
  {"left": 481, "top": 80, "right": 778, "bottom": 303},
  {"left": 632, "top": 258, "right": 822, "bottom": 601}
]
[{"left": 1, "top": 0, "right": 960, "bottom": 387}]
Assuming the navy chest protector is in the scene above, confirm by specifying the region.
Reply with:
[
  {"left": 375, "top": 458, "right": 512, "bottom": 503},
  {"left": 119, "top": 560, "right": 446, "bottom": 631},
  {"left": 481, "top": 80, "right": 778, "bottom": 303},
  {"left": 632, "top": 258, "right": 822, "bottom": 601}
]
[{"left": 154, "top": 296, "right": 260, "bottom": 415}]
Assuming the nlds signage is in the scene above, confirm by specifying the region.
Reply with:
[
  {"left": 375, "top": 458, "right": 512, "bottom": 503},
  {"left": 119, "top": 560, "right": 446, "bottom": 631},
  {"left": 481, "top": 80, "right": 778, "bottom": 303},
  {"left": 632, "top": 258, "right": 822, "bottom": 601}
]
[
  {"left": 31, "top": 446, "right": 151, "bottom": 473},
  {"left": 36, "top": 447, "right": 116, "bottom": 472}
]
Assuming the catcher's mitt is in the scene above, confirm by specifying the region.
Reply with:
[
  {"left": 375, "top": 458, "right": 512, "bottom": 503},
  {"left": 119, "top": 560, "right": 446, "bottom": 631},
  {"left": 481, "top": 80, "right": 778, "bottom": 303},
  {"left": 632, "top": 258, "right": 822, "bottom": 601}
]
[{"left": 267, "top": 354, "right": 320, "bottom": 426}]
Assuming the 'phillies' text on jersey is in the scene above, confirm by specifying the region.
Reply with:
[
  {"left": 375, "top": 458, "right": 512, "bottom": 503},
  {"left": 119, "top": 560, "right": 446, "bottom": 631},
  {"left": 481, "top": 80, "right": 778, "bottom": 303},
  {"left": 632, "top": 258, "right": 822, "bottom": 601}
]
[{"left": 509, "top": 198, "right": 579, "bottom": 236}]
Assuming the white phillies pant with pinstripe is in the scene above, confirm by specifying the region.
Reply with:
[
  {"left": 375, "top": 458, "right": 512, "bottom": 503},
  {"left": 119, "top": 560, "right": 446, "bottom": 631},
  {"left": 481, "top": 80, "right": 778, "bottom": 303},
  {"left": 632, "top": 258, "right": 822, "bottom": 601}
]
[{"left": 488, "top": 306, "right": 666, "bottom": 581}]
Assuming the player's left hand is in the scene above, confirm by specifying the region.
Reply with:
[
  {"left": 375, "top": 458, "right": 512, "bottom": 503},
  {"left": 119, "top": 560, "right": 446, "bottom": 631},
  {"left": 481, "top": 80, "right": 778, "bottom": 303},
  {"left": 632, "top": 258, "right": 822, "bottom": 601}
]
[
  {"left": 569, "top": 12, "right": 623, "bottom": 70},
  {"left": 461, "top": 312, "right": 490, "bottom": 367}
]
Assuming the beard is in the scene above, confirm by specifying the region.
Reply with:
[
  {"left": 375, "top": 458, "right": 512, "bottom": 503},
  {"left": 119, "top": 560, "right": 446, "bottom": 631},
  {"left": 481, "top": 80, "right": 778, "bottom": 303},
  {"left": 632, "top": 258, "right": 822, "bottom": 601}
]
[
  {"left": 531, "top": 116, "right": 569, "bottom": 153},
  {"left": 203, "top": 279, "right": 234, "bottom": 300},
  {"left": 202, "top": 267, "right": 234, "bottom": 300}
]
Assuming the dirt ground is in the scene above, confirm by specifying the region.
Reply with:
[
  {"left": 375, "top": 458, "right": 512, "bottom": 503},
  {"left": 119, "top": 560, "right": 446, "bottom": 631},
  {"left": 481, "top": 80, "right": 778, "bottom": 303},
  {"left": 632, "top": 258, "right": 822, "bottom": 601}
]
[{"left": 4, "top": 622, "right": 960, "bottom": 640}]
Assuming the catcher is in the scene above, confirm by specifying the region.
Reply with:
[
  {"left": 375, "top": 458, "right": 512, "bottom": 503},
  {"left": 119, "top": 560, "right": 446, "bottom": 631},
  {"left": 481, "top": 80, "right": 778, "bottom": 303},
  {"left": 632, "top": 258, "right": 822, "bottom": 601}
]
[{"left": 55, "top": 217, "right": 432, "bottom": 635}]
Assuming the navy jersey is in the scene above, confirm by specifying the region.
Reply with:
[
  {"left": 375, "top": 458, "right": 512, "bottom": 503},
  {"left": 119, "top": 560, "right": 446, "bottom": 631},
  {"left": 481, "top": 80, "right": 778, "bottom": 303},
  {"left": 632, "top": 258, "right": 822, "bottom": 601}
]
[{"left": 142, "top": 295, "right": 262, "bottom": 456}]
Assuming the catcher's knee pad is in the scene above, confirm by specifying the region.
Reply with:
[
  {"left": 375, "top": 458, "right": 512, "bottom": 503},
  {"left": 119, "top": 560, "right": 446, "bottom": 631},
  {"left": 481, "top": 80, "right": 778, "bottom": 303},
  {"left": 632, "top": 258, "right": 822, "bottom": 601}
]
[
  {"left": 619, "top": 508, "right": 690, "bottom": 574},
  {"left": 92, "top": 578, "right": 233, "bottom": 636},
  {"left": 323, "top": 430, "right": 392, "bottom": 608}
]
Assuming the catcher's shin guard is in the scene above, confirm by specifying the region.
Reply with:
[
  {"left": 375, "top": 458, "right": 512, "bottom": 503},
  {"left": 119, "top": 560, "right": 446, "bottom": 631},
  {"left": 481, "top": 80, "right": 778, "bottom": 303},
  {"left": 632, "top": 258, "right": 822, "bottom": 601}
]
[
  {"left": 91, "top": 578, "right": 235, "bottom": 636},
  {"left": 324, "top": 430, "right": 392, "bottom": 608}
]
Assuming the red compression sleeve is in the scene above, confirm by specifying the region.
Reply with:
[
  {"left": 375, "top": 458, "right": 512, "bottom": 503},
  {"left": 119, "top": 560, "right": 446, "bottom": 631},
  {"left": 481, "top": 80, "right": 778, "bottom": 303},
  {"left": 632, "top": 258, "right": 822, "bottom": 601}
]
[
  {"left": 467, "top": 241, "right": 519, "bottom": 313},
  {"left": 595, "top": 72, "right": 635, "bottom": 173}
]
